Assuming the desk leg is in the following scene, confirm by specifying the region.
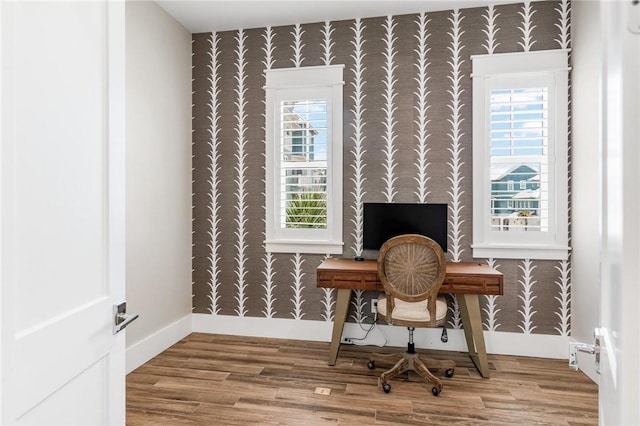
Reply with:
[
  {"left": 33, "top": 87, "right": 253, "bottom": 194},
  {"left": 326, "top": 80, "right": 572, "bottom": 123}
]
[
  {"left": 328, "top": 288, "right": 352, "bottom": 366},
  {"left": 458, "top": 294, "right": 490, "bottom": 378}
]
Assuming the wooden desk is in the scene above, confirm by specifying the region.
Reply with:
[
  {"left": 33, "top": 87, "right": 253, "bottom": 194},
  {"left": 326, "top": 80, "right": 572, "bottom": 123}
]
[{"left": 317, "top": 258, "right": 503, "bottom": 378}]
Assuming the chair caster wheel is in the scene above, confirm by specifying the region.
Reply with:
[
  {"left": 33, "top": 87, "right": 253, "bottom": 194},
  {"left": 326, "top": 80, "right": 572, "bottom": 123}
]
[
  {"left": 431, "top": 386, "right": 441, "bottom": 396},
  {"left": 382, "top": 383, "right": 391, "bottom": 393},
  {"left": 367, "top": 361, "right": 375, "bottom": 370},
  {"left": 445, "top": 368, "right": 455, "bottom": 378}
]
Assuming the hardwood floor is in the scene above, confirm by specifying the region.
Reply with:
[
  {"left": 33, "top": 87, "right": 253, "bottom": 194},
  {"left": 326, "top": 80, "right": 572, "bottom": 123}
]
[{"left": 126, "top": 333, "right": 598, "bottom": 425}]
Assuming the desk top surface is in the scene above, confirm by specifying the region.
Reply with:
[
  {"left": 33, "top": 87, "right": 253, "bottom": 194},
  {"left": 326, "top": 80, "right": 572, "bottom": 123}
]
[{"left": 317, "top": 258, "right": 503, "bottom": 295}]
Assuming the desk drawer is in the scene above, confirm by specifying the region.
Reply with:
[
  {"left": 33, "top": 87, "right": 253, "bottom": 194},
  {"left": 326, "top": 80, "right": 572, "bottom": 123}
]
[
  {"left": 317, "top": 271, "right": 380, "bottom": 290},
  {"left": 441, "top": 275, "right": 503, "bottom": 295}
]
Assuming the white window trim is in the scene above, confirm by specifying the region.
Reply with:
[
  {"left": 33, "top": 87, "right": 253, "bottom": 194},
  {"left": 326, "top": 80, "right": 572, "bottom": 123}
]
[
  {"left": 471, "top": 50, "right": 570, "bottom": 260},
  {"left": 265, "top": 65, "right": 344, "bottom": 254}
]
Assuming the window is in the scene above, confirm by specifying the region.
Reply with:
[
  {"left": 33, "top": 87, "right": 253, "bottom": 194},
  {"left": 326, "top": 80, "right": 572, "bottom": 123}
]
[
  {"left": 472, "top": 50, "right": 569, "bottom": 260},
  {"left": 265, "top": 65, "right": 344, "bottom": 254}
]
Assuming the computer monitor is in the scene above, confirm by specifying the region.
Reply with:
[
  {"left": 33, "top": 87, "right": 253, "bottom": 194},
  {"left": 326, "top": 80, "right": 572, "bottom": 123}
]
[{"left": 362, "top": 203, "right": 448, "bottom": 253}]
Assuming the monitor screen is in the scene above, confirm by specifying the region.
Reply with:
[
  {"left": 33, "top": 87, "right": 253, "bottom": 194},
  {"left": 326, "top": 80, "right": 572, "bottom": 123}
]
[{"left": 362, "top": 203, "right": 448, "bottom": 252}]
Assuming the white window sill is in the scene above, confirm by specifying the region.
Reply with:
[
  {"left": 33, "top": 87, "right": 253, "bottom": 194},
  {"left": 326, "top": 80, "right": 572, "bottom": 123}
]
[
  {"left": 265, "top": 240, "right": 344, "bottom": 255},
  {"left": 472, "top": 244, "right": 571, "bottom": 260}
]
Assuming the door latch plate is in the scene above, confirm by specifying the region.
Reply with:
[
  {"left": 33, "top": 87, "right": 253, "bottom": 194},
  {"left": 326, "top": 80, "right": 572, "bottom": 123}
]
[{"left": 569, "top": 328, "right": 603, "bottom": 373}]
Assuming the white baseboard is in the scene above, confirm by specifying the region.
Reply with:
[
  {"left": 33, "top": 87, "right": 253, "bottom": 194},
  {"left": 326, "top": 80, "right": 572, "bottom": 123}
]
[
  {"left": 125, "top": 314, "right": 191, "bottom": 374},
  {"left": 343, "top": 323, "right": 570, "bottom": 359},
  {"left": 191, "top": 313, "right": 570, "bottom": 359},
  {"left": 192, "top": 313, "right": 333, "bottom": 341},
  {"left": 485, "top": 330, "right": 570, "bottom": 359},
  {"left": 342, "top": 322, "right": 467, "bottom": 351}
]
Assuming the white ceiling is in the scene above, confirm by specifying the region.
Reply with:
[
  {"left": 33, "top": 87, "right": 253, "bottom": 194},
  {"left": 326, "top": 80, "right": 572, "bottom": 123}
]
[{"left": 156, "top": 0, "right": 520, "bottom": 33}]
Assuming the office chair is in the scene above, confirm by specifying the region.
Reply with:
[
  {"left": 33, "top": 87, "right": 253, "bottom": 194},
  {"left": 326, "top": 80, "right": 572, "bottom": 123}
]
[{"left": 367, "top": 234, "right": 455, "bottom": 396}]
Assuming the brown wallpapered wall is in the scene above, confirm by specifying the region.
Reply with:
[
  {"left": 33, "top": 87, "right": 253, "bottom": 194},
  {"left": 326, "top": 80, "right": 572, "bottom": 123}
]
[{"left": 192, "top": 1, "right": 572, "bottom": 335}]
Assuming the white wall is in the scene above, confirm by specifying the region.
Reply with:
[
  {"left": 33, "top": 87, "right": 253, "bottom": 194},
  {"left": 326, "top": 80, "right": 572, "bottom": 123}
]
[
  {"left": 570, "top": 1, "right": 602, "bottom": 383},
  {"left": 125, "top": 1, "right": 192, "bottom": 372}
]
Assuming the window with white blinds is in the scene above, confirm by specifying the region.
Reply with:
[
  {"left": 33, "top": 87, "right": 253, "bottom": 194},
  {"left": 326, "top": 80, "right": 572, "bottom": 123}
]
[
  {"left": 489, "top": 87, "right": 548, "bottom": 233},
  {"left": 472, "top": 50, "right": 569, "bottom": 260},
  {"left": 265, "top": 66, "right": 344, "bottom": 254},
  {"left": 280, "top": 99, "right": 328, "bottom": 229}
]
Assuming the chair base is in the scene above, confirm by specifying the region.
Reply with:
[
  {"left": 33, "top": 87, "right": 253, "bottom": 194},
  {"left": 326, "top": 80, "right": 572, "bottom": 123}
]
[{"left": 369, "top": 351, "right": 455, "bottom": 395}]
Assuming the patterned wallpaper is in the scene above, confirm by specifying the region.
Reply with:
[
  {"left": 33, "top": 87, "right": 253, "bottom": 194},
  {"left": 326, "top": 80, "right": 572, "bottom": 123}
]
[{"left": 192, "top": 1, "right": 572, "bottom": 336}]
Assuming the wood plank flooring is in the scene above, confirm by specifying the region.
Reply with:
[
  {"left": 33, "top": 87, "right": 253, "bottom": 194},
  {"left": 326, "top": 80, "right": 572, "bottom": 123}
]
[{"left": 126, "top": 333, "right": 598, "bottom": 425}]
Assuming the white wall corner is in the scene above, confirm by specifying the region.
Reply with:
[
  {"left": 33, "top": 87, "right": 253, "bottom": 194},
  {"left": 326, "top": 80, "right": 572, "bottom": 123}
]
[
  {"left": 569, "top": 0, "right": 603, "bottom": 383},
  {"left": 124, "top": 0, "right": 192, "bottom": 361},
  {"left": 125, "top": 314, "right": 191, "bottom": 374}
]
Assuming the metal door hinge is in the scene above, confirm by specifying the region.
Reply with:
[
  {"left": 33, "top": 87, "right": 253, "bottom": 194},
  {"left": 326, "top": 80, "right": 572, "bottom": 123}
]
[
  {"left": 569, "top": 328, "right": 603, "bottom": 373},
  {"left": 113, "top": 302, "right": 139, "bottom": 334}
]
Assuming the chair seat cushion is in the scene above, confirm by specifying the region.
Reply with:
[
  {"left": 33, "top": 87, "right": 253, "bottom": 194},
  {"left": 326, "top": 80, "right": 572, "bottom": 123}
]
[{"left": 377, "top": 295, "right": 448, "bottom": 323}]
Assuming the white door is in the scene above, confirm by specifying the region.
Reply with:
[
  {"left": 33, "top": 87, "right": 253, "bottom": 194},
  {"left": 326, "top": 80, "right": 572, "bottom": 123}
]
[
  {"left": 1, "top": 1, "right": 127, "bottom": 424},
  {"left": 599, "top": 1, "right": 640, "bottom": 425}
]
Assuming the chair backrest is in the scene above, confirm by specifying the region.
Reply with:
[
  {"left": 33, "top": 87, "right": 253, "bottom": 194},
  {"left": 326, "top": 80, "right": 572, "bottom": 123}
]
[{"left": 377, "top": 234, "right": 447, "bottom": 325}]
